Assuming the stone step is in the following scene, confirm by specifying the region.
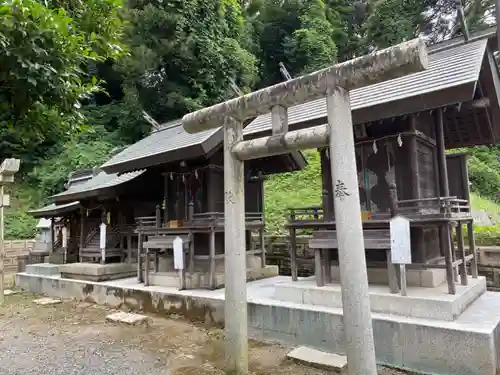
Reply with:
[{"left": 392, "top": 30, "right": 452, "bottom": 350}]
[
  {"left": 287, "top": 346, "right": 347, "bottom": 373},
  {"left": 106, "top": 312, "right": 148, "bottom": 325}
]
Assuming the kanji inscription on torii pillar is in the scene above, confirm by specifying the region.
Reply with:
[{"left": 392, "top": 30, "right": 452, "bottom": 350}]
[{"left": 182, "top": 38, "right": 428, "bottom": 375}]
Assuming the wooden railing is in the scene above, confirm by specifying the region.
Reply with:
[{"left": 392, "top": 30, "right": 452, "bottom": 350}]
[
  {"left": 190, "top": 212, "right": 264, "bottom": 227},
  {"left": 135, "top": 208, "right": 264, "bottom": 232},
  {"left": 105, "top": 231, "right": 121, "bottom": 249},
  {"left": 397, "top": 196, "right": 471, "bottom": 215},
  {"left": 287, "top": 195, "right": 471, "bottom": 227},
  {"left": 84, "top": 226, "right": 99, "bottom": 247}
]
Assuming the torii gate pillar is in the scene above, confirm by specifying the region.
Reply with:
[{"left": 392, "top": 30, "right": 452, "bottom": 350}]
[{"left": 182, "top": 38, "right": 428, "bottom": 375}]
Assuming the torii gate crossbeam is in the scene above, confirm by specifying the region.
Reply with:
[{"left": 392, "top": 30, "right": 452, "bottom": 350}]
[{"left": 182, "top": 38, "right": 428, "bottom": 375}]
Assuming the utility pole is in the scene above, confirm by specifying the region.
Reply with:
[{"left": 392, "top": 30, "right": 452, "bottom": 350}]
[{"left": 0, "top": 158, "right": 20, "bottom": 305}]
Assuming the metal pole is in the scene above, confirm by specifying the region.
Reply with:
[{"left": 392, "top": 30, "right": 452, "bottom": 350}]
[
  {"left": 327, "top": 87, "right": 377, "bottom": 375},
  {"left": 0, "top": 185, "right": 5, "bottom": 305},
  {"left": 224, "top": 117, "right": 248, "bottom": 375}
]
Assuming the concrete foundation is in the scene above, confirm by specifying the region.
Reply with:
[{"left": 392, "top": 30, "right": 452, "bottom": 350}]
[
  {"left": 59, "top": 263, "right": 137, "bottom": 282},
  {"left": 150, "top": 265, "right": 279, "bottom": 289},
  {"left": 478, "top": 247, "right": 500, "bottom": 267},
  {"left": 26, "top": 263, "right": 60, "bottom": 276},
  {"left": 273, "top": 277, "right": 486, "bottom": 321},
  {"left": 335, "top": 265, "right": 447, "bottom": 288},
  {"left": 155, "top": 254, "right": 265, "bottom": 274},
  {"left": 15, "top": 272, "right": 500, "bottom": 375}
]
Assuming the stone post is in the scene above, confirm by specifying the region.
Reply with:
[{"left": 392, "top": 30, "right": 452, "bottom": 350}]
[
  {"left": 181, "top": 38, "right": 428, "bottom": 375},
  {"left": 0, "top": 185, "right": 4, "bottom": 305},
  {"left": 223, "top": 117, "right": 248, "bottom": 374},
  {"left": 0, "top": 158, "right": 20, "bottom": 305},
  {"left": 327, "top": 87, "right": 377, "bottom": 375}
]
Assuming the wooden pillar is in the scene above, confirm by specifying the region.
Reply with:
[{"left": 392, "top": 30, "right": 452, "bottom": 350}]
[
  {"left": 127, "top": 234, "right": 132, "bottom": 264},
  {"left": 435, "top": 109, "right": 450, "bottom": 197},
  {"left": 468, "top": 221, "right": 478, "bottom": 278},
  {"left": 289, "top": 214, "right": 298, "bottom": 281},
  {"left": 144, "top": 244, "right": 150, "bottom": 286},
  {"left": 315, "top": 248, "right": 324, "bottom": 287},
  {"left": 50, "top": 217, "right": 55, "bottom": 253},
  {"left": 441, "top": 223, "right": 456, "bottom": 294},
  {"left": 319, "top": 148, "right": 332, "bottom": 284},
  {"left": 164, "top": 174, "right": 169, "bottom": 224},
  {"left": 259, "top": 176, "right": 266, "bottom": 268},
  {"left": 137, "top": 231, "right": 143, "bottom": 282},
  {"left": 388, "top": 184, "right": 400, "bottom": 294},
  {"left": 435, "top": 108, "right": 455, "bottom": 294},
  {"left": 209, "top": 226, "right": 216, "bottom": 289},
  {"left": 409, "top": 115, "right": 421, "bottom": 199},
  {"left": 457, "top": 222, "right": 468, "bottom": 285},
  {"left": 320, "top": 148, "right": 334, "bottom": 219},
  {"left": 155, "top": 205, "right": 161, "bottom": 230}
]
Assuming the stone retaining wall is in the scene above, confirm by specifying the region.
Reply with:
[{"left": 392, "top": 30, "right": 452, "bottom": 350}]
[{"left": 5, "top": 239, "right": 33, "bottom": 273}]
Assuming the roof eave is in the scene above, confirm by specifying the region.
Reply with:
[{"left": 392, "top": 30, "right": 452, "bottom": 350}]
[
  {"left": 28, "top": 202, "right": 81, "bottom": 218},
  {"left": 52, "top": 188, "right": 108, "bottom": 204},
  {"left": 101, "top": 144, "right": 208, "bottom": 174}
]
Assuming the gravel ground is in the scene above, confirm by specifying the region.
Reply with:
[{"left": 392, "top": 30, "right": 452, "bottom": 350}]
[{"left": 0, "top": 292, "right": 408, "bottom": 375}]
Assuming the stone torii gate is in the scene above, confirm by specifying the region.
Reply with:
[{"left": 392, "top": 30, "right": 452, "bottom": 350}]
[{"left": 182, "top": 39, "right": 428, "bottom": 375}]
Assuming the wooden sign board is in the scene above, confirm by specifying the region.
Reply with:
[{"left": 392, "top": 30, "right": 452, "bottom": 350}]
[
  {"left": 62, "top": 227, "right": 68, "bottom": 248},
  {"left": 173, "top": 236, "right": 184, "bottom": 270},
  {"left": 99, "top": 223, "right": 107, "bottom": 250},
  {"left": 390, "top": 215, "right": 411, "bottom": 264}
]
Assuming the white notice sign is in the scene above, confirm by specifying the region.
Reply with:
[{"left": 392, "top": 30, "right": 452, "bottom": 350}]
[
  {"left": 99, "top": 223, "right": 107, "bottom": 250},
  {"left": 390, "top": 215, "right": 412, "bottom": 264},
  {"left": 173, "top": 236, "right": 184, "bottom": 270},
  {"left": 62, "top": 227, "right": 68, "bottom": 248}
]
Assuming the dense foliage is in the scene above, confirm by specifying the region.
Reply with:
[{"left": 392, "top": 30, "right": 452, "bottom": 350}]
[{"left": 2, "top": 0, "right": 499, "bottom": 239}]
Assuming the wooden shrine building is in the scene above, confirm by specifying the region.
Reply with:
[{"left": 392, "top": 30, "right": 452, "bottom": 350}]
[
  {"left": 242, "top": 28, "right": 500, "bottom": 295},
  {"left": 99, "top": 119, "right": 306, "bottom": 287},
  {"left": 29, "top": 118, "right": 306, "bottom": 288}
]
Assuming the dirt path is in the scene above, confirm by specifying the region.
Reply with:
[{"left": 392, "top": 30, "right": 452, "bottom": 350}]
[{"left": 0, "top": 292, "right": 407, "bottom": 374}]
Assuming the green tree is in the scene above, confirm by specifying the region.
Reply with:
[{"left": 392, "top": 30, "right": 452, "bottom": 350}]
[
  {"left": 0, "top": 0, "right": 125, "bottom": 166},
  {"left": 118, "top": 0, "right": 258, "bottom": 122},
  {"left": 284, "top": 0, "right": 338, "bottom": 75},
  {"left": 253, "top": 0, "right": 339, "bottom": 87}
]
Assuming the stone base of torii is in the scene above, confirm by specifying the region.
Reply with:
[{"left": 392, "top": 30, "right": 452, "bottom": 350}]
[{"left": 182, "top": 38, "right": 429, "bottom": 375}]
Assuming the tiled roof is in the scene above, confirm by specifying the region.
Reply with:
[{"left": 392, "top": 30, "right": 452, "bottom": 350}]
[
  {"left": 243, "top": 37, "right": 489, "bottom": 136},
  {"left": 101, "top": 120, "right": 221, "bottom": 174},
  {"left": 51, "top": 169, "right": 145, "bottom": 202},
  {"left": 28, "top": 202, "right": 81, "bottom": 218}
]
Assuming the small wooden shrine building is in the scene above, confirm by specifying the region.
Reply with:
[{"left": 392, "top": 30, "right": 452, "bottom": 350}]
[
  {"left": 99, "top": 119, "right": 306, "bottom": 287},
  {"left": 242, "top": 28, "right": 500, "bottom": 295},
  {"left": 29, "top": 117, "right": 306, "bottom": 288}
]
